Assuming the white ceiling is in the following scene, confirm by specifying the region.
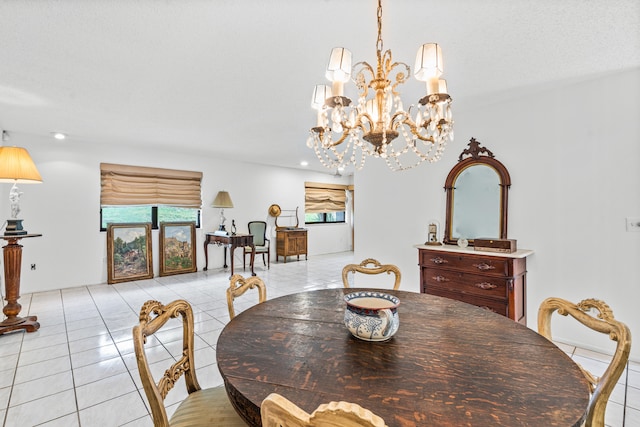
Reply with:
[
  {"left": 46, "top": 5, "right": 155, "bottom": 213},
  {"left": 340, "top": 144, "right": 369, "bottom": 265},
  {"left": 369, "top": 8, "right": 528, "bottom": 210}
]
[{"left": 1, "top": 0, "right": 638, "bottom": 174}]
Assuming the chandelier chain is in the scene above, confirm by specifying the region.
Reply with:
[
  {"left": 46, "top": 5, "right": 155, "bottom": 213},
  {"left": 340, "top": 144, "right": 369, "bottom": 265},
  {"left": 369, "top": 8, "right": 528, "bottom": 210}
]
[{"left": 376, "top": 0, "right": 384, "bottom": 56}]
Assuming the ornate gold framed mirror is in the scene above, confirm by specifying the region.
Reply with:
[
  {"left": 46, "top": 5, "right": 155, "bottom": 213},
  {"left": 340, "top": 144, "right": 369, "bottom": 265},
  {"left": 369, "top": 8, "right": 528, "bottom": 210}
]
[{"left": 443, "top": 138, "right": 511, "bottom": 246}]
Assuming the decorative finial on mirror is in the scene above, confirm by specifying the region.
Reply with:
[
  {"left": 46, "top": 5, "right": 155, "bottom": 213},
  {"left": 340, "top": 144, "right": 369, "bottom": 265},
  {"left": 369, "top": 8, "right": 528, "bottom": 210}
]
[{"left": 458, "top": 137, "right": 495, "bottom": 161}]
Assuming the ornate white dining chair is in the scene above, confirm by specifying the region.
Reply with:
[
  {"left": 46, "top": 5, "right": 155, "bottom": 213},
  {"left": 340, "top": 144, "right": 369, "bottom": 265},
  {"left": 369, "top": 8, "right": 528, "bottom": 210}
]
[
  {"left": 132, "top": 299, "right": 247, "bottom": 427},
  {"left": 342, "top": 258, "right": 401, "bottom": 290},
  {"left": 261, "top": 393, "right": 388, "bottom": 427},
  {"left": 537, "top": 297, "right": 631, "bottom": 427},
  {"left": 227, "top": 274, "right": 267, "bottom": 319}
]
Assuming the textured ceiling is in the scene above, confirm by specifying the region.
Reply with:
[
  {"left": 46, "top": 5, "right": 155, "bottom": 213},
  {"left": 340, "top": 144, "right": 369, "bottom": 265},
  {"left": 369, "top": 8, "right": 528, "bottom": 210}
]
[{"left": 0, "top": 0, "right": 638, "bottom": 174}]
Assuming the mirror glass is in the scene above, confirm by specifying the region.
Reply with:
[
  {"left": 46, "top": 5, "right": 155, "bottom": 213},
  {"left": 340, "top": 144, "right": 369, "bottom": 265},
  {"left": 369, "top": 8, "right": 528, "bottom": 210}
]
[
  {"left": 443, "top": 138, "right": 510, "bottom": 246},
  {"left": 451, "top": 165, "right": 500, "bottom": 240}
]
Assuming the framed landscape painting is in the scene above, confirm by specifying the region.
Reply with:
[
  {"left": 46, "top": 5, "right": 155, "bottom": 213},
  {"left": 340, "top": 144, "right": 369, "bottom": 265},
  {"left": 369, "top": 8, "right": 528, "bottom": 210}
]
[
  {"left": 159, "top": 222, "right": 197, "bottom": 276},
  {"left": 107, "top": 223, "right": 153, "bottom": 284}
]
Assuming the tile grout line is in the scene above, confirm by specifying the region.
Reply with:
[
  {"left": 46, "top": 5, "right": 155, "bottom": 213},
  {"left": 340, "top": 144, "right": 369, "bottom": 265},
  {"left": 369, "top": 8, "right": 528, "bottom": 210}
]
[
  {"left": 85, "top": 282, "right": 153, "bottom": 425},
  {"left": 2, "top": 294, "right": 27, "bottom": 427},
  {"left": 28, "top": 289, "right": 79, "bottom": 427},
  {"left": 59, "top": 285, "right": 104, "bottom": 425},
  {"left": 622, "top": 360, "right": 629, "bottom": 426}
]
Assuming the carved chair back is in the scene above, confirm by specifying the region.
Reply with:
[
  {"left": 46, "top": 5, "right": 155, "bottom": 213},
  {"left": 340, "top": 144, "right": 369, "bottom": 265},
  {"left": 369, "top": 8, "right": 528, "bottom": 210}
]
[
  {"left": 538, "top": 298, "right": 631, "bottom": 427},
  {"left": 133, "top": 299, "right": 246, "bottom": 426},
  {"left": 342, "top": 258, "right": 401, "bottom": 290},
  {"left": 227, "top": 274, "right": 267, "bottom": 319},
  {"left": 261, "top": 393, "right": 388, "bottom": 427}
]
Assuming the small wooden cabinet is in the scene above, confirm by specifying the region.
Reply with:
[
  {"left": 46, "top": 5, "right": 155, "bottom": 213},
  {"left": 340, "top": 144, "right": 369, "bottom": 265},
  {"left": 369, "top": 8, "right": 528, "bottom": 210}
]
[
  {"left": 276, "top": 228, "right": 308, "bottom": 263},
  {"left": 417, "top": 245, "right": 533, "bottom": 324}
]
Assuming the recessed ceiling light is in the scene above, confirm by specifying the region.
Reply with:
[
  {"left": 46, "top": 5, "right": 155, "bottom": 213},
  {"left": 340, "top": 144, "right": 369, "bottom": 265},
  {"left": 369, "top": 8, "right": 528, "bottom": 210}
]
[
  {"left": 300, "top": 161, "right": 309, "bottom": 167},
  {"left": 51, "top": 132, "right": 66, "bottom": 140}
]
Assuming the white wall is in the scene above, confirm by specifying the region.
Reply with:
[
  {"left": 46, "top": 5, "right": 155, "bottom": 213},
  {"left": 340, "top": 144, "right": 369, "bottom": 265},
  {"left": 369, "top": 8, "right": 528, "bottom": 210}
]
[
  {"left": 354, "top": 68, "right": 640, "bottom": 361},
  {"left": 0, "top": 137, "right": 352, "bottom": 292}
]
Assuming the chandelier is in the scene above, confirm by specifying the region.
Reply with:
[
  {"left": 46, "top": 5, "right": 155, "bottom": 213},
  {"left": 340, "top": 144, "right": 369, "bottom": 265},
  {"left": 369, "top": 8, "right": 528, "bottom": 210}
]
[{"left": 306, "top": 0, "right": 453, "bottom": 172}]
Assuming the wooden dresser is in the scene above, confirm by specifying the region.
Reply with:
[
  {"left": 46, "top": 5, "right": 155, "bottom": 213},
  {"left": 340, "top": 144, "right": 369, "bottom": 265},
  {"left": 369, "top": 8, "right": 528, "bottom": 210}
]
[
  {"left": 417, "top": 245, "right": 533, "bottom": 324},
  {"left": 276, "top": 228, "right": 308, "bottom": 263}
]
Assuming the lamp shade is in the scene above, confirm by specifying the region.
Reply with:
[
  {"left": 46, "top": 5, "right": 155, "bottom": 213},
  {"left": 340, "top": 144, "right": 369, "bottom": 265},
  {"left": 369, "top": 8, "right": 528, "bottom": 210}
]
[
  {"left": 212, "top": 191, "right": 233, "bottom": 208},
  {"left": 414, "top": 43, "right": 444, "bottom": 82},
  {"left": 0, "top": 146, "right": 43, "bottom": 183},
  {"left": 311, "top": 85, "right": 332, "bottom": 110},
  {"left": 325, "top": 47, "right": 352, "bottom": 83}
]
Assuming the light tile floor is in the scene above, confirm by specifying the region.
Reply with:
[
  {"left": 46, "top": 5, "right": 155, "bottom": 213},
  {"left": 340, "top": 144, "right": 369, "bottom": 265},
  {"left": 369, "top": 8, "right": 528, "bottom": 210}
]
[{"left": 0, "top": 251, "right": 638, "bottom": 426}]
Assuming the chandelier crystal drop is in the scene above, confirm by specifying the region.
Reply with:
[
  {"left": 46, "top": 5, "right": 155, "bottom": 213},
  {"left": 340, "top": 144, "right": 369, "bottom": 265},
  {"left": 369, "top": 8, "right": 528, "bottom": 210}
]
[{"left": 306, "top": 0, "right": 454, "bottom": 172}]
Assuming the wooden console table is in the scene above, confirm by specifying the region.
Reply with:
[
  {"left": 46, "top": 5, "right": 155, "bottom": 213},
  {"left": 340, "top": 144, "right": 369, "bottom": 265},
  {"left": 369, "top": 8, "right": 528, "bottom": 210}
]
[
  {"left": 417, "top": 244, "right": 533, "bottom": 324},
  {"left": 1, "top": 234, "right": 42, "bottom": 335},
  {"left": 204, "top": 233, "right": 255, "bottom": 278}
]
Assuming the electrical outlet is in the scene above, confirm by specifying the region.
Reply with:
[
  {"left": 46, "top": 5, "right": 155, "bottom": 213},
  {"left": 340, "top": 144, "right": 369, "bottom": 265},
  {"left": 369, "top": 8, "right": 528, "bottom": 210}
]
[{"left": 626, "top": 217, "right": 640, "bottom": 232}]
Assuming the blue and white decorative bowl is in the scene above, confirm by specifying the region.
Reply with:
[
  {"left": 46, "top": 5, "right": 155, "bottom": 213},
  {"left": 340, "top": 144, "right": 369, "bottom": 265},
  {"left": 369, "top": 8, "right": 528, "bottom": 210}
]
[{"left": 344, "top": 291, "right": 400, "bottom": 341}]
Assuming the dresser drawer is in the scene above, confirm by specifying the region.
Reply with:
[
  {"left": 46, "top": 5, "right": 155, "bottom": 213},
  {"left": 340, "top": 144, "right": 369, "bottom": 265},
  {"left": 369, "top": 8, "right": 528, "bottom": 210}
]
[
  {"left": 422, "top": 268, "right": 508, "bottom": 300},
  {"left": 418, "top": 247, "right": 530, "bottom": 324},
  {"left": 420, "top": 251, "right": 511, "bottom": 276},
  {"left": 425, "top": 287, "right": 508, "bottom": 317}
]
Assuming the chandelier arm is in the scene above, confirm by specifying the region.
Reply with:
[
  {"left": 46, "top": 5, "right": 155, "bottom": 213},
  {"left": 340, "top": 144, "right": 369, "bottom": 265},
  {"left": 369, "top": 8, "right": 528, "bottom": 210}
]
[
  {"left": 398, "top": 115, "right": 440, "bottom": 144},
  {"left": 412, "top": 133, "right": 437, "bottom": 144},
  {"left": 353, "top": 61, "right": 376, "bottom": 79},
  {"left": 354, "top": 112, "right": 376, "bottom": 135},
  {"left": 389, "top": 111, "right": 410, "bottom": 132},
  {"left": 317, "top": 128, "right": 351, "bottom": 148},
  {"left": 353, "top": 61, "right": 376, "bottom": 98},
  {"left": 387, "top": 60, "right": 409, "bottom": 73},
  {"left": 379, "top": 49, "right": 392, "bottom": 79},
  {"left": 388, "top": 61, "right": 410, "bottom": 94}
]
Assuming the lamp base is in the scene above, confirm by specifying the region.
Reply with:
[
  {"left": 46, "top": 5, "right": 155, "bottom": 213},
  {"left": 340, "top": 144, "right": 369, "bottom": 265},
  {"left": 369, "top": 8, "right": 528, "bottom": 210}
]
[{"left": 5, "top": 219, "right": 27, "bottom": 236}]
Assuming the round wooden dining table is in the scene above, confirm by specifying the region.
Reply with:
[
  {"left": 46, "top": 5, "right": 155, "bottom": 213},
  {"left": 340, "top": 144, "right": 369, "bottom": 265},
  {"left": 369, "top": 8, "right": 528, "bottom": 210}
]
[{"left": 216, "top": 289, "right": 590, "bottom": 427}]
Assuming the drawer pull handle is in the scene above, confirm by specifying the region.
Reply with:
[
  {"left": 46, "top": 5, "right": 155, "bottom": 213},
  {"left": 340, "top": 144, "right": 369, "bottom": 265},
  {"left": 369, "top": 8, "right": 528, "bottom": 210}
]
[
  {"left": 473, "top": 262, "right": 495, "bottom": 271},
  {"left": 431, "top": 257, "right": 448, "bottom": 265},
  {"left": 474, "top": 282, "right": 497, "bottom": 290},
  {"left": 433, "top": 275, "right": 449, "bottom": 282}
]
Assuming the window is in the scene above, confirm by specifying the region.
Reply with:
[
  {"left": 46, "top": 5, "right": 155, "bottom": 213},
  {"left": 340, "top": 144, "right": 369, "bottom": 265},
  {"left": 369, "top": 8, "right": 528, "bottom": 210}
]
[
  {"left": 304, "top": 211, "right": 345, "bottom": 224},
  {"left": 100, "top": 206, "right": 201, "bottom": 230},
  {"left": 100, "top": 163, "right": 202, "bottom": 231},
  {"left": 304, "top": 182, "right": 347, "bottom": 224}
]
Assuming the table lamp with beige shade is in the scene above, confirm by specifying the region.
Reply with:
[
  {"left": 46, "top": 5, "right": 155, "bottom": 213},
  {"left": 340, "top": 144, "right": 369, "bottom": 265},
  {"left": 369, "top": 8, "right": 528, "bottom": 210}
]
[
  {"left": 0, "top": 138, "right": 43, "bottom": 335},
  {"left": 212, "top": 190, "right": 233, "bottom": 233},
  {"left": 0, "top": 142, "right": 43, "bottom": 236}
]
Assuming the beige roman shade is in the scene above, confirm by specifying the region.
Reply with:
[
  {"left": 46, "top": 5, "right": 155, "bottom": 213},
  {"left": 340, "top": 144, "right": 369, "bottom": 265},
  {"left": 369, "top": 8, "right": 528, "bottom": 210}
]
[
  {"left": 100, "top": 163, "right": 203, "bottom": 207},
  {"left": 305, "top": 182, "right": 347, "bottom": 213}
]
